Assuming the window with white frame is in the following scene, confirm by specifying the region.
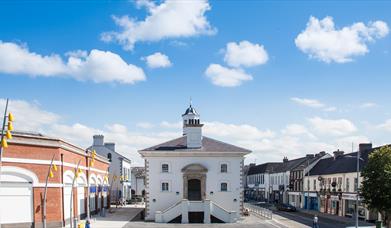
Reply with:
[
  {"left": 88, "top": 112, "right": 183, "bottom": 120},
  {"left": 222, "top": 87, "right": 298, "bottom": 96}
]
[
  {"left": 221, "top": 163, "right": 228, "bottom": 173},
  {"left": 161, "top": 182, "right": 169, "bottom": 192},
  {"left": 220, "top": 182, "right": 228, "bottom": 192},
  {"left": 161, "top": 163, "right": 169, "bottom": 173}
]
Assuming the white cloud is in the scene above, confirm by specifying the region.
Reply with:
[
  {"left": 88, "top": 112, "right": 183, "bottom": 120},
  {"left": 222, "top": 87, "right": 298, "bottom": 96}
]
[
  {"left": 309, "top": 117, "right": 357, "bottom": 136},
  {"left": 0, "top": 41, "right": 146, "bottom": 84},
  {"left": 143, "top": 52, "right": 172, "bottom": 68},
  {"left": 282, "top": 124, "right": 316, "bottom": 139},
  {"left": 204, "top": 64, "right": 252, "bottom": 87},
  {"left": 160, "top": 121, "right": 182, "bottom": 129},
  {"left": 291, "top": 97, "right": 336, "bottom": 112},
  {"left": 291, "top": 97, "right": 325, "bottom": 108},
  {"left": 223, "top": 40, "right": 268, "bottom": 67},
  {"left": 360, "top": 102, "right": 377, "bottom": 108},
  {"left": 295, "top": 16, "right": 389, "bottom": 63},
  {"left": 377, "top": 119, "right": 391, "bottom": 131},
  {"left": 203, "top": 121, "right": 275, "bottom": 141},
  {"left": 3, "top": 98, "right": 384, "bottom": 165},
  {"left": 101, "top": 0, "right": 216, "bottom": 51},
  {"left": 0, "top": 99, "right": 60, "bottom": 131}
]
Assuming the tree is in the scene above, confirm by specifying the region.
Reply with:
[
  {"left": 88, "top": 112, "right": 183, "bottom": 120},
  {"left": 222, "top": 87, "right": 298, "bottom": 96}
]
[{"left": 361, "top": 146, "right": 391, "bottom": 228}]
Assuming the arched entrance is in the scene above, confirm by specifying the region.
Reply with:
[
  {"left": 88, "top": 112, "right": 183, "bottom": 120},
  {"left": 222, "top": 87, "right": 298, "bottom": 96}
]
[
  {"left": 188, "top": 179, "right": 201, "bottom": 201},
  {"left": 181, "top": 164, "right": 207, "bottom": 201}
]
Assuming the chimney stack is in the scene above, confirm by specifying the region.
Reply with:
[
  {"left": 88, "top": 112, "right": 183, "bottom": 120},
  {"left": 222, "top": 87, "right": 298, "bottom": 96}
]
[
  {"left": 249, "top": 163, "right": 256, "bottom": 167},
  {"left": 283, "top": 157, "right": 288, "bottom": 163},
  {"left": 104, "top": 143, "right": 115, "bottom": 152},
  {"left": 306, "top": 154, "right": 315, "bottom": 159},
  {"left": 93, "top": 135, "right": 104, "bottom": 146},
  {"left": 318, "top": 151, "right": 326, "bottom": 157},
  {"left": 333, "top": 149, "right": 344, "bottom": 159},
  {"left": 359, "top": 143, "right": 372, "bottom": 152}
]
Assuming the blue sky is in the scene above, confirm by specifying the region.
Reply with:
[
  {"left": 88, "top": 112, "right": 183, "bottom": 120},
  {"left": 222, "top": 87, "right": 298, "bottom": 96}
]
[{"left": 1, "top": 0, "right": 390, "bottom": 165}]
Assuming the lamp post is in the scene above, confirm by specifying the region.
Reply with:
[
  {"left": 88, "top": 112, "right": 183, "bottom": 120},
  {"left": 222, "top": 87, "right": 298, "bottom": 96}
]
[
  {"left": 43, "top": 153, "right": 58, "bottom": 228},
  {"left": 69, "top": 160, "right": 82, "bottom": 228},
  {"left": 0, "top": 98, "right": 14, "bottom": 228}
]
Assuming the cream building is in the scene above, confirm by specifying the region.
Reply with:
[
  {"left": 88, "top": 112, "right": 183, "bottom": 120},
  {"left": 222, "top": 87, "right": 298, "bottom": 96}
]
[{"left": 139, "top": 104, "right": 251, "bottom": 223}]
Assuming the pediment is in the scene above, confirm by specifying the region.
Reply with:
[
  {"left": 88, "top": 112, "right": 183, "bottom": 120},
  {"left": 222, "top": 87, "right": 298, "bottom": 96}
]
[{"left": 181, "top": 163, "right": 208, "bottom": 173}]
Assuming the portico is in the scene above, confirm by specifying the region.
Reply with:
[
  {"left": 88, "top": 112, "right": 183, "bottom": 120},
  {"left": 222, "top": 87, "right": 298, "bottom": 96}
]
[{"left": 182, "top": 163, "right": 207, "bottom": 201}]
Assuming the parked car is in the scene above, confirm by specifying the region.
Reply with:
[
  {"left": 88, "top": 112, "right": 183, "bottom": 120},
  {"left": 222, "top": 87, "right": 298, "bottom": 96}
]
[{"left": 276, "top": 203, "right": 297, "bottom": 212}]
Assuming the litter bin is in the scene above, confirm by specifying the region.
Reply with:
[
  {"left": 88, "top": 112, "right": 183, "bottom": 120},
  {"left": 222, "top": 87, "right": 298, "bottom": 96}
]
[{"left": 376, "top": 220, "right": 382, "bottom": 228}]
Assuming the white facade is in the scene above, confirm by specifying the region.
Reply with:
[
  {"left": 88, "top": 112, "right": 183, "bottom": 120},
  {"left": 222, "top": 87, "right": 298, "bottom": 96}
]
[
  {"left": 139, "top": 104, "right": 250, "bottom": 223},
  {"left": 144, "top": 156, "right": 244, "bottom": 221},
  {"left": 90, "top": 135, "right": 132, "bottom": 202},
  {"left": 131, "top": 167, "right": 145, "bottom": 197}
]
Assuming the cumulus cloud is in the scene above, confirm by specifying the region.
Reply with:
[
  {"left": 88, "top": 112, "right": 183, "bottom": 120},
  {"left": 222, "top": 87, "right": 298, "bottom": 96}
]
[
  {"left": 101, "top": 0, "right": 216, "bottom": 50},
  {"left": 377, "top": 119, "right": 391, "bottom": 131},
  {"left": 309, "top": 117, "right": 357, "bottom": 136},
  {"left": 0, "top": 41, "right": 146, "bottom": 84},
  {"left": 223, "top": 40, "right": 268, "bottom": 67},
  {"left": 143, "top": 52, "right": 172, "bottom": 68},
  {"left": 291, "top": 97, "right": 336, "bottom": 112},
  {"left": 291, "top": 97, "right": 325, "bottom": 108},
  {"left": 0, "top": 99, "right": 60, "bottom": 131},
  {"left": 295, "top": 16, "right": 389, "bottom": 63},
  {"left": 203, "top": 121, "right": 275, "bottom": 141},
  {"left": 3, "top": 98, "right": 383, "bottom": 165},
  {"left": 282, "top": 124, "right": 316, "bottom": 139},
  {"left": 204, "top": 64, "right": 252, "bottom": 87}
]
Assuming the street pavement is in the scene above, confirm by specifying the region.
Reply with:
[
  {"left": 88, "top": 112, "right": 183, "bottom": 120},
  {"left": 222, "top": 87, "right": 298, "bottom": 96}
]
[
  {"left": 75, "top": 204, "right": 376, "bottom": 228},
  {"left": 273, "top": 210, "right": 375, "bottom": 228}
]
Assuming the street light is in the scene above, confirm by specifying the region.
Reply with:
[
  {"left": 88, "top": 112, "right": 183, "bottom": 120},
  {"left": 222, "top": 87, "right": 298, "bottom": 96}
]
[{"left": 0, "top": 98, "right": 15, "bottom": 228}]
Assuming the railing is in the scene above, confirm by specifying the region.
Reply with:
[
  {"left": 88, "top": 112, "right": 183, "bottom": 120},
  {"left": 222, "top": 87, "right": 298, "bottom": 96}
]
[
  {"left": 155, "top": 200, "right": 182, "bottom": 223},
  {"left": 244, "top": 203, "right": 273, "bottom": 220},
  {"left": 210, "top": 201, "right": 237, "bottom": 223}
]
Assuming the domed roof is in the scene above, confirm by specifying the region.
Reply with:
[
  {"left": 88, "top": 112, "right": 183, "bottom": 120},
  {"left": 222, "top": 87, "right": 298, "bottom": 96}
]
[{"left": 182, "top": 105, "right": 198, "bottom": 116}]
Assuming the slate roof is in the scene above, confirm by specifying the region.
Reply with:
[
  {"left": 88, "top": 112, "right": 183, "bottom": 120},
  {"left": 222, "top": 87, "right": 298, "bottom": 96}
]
[
  {"left": 309, "top": 145, "right": 387, "bottom": 175},
  {"left": 273, "top": 157, "right": 308, "bottom": 173},
  {"left": 140, "top": 135, "right": 251, "bottom": 153},
  {"left": 182, "top": 105, "right": 198, "bottom": 116},
  {"left": 247, "top": 154, "right": 327, "bottom": 175},
  {"left": 247, "top": 162, "right": 282, "bottom": 175},
  {"left": 88, "top": 144, "right": 131, "bottom": 162}
]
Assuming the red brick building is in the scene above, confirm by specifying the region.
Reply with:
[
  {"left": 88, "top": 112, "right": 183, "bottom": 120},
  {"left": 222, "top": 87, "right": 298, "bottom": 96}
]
[{"left": 0, "top": 131, "right": 110, "bottom": 228}]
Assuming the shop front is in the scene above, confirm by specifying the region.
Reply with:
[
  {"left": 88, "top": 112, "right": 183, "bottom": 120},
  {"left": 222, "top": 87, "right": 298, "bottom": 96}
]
[
  {"left": 329, "top": 195, "right": 342, "bottom": 216},
  {"left": 288, "top": 192, "right": 301, "bottom": 208},
  {"left": 342, "top": 193, "right": 365, "bottom": 219},
  {"left": 304, "top": 192, "right": 319, "bottom": 211}
]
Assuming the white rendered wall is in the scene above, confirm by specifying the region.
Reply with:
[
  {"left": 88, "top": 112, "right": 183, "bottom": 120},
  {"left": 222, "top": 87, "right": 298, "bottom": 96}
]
[{"left": 145, "top": 156, "right": 243, "bottom": 221}]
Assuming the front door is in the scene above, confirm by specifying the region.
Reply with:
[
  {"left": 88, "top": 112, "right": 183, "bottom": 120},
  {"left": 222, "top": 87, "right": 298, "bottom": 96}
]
[{"left": 188, "top": 179, "right": 201, "bottom": 201}]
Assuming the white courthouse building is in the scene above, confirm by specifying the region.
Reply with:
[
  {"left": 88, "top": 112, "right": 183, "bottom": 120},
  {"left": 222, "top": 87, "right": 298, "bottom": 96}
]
[{"left": 139, "top": 104, "right": 251, "bottom": 223}]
